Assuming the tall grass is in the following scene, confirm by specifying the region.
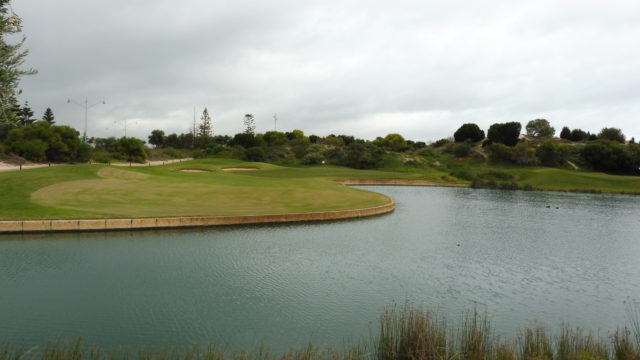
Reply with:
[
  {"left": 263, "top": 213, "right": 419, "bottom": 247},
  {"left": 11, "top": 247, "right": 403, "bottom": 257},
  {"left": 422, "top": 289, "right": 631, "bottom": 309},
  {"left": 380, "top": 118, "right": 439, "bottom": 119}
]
[{"left": 2, "top": 304, "right": 639, "bottom": 360}]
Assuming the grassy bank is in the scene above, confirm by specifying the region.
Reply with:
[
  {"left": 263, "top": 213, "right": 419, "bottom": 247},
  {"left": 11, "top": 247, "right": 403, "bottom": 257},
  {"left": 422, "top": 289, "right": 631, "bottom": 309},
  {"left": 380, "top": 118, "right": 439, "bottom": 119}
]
[
  {"left": 0, "top": 158, "right": 436, "bottom": 221},
  {"left": 1, "top": 157, "right": 639, "bottom": 221},
  {"left": 2, "top": 304, "right": 639, "bottom": 360}
]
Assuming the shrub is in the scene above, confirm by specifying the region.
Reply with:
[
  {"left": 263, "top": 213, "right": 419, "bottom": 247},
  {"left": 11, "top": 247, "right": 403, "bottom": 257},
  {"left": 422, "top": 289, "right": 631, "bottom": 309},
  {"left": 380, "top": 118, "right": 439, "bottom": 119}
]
[
  {"left": 162, "top": 147, "right": 184, "bottom": 159},
  {"left": 245, "top": 146, "right": 266, "bottom": 162},
  {"left": 536, "top": 140, "right": 568, "bottom": 167},
  {"left": 581, "top": 140, "right": 639, "bottom": 174},
  {"left": 12, "top": 139, "right": 47, "bottom": 162},
  {"left": 432, "top": 138, "right": 452, "bottom": 148},
  {"left": 444, "top": 142, "right": 472, "bottom": 158},
  {"left": 487, "top": 143, "right": 514, "bottom": 163},
  {"left": 301, "top": 152, "right": 325, "bottom": 165},
  {"left": 511, "top": 143, "right": 538, "bottom": 166},
  {"left": 454, "top": 123, "right": 485, "bottom": 142}
]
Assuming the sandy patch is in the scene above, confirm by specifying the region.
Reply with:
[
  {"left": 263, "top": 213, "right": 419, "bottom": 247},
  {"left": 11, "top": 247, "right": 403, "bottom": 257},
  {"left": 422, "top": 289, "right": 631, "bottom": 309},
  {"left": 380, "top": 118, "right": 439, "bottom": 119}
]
[
  {"left": 221, "top": 167, "right": 258, "bottom": 171},
  {"left": 179, "top": 168, "right": 210, "bottom": 173}
]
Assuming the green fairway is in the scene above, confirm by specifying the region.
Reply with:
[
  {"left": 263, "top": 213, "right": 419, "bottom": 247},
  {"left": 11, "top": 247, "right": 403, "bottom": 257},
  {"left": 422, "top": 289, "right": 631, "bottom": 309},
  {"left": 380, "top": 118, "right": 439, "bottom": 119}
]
[
  {"left": 0, "top": 159, "right": 429, "bottom": 220},
  {"left": 1, "top": 158, "right": 638, "bottom": 221}
]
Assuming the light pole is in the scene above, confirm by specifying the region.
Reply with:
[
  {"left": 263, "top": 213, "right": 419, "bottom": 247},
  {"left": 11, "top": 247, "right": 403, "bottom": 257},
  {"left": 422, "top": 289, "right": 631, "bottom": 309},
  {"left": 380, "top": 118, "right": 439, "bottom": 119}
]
[{"left": 67, "top": 98, "right": 105, "bottom": 141}]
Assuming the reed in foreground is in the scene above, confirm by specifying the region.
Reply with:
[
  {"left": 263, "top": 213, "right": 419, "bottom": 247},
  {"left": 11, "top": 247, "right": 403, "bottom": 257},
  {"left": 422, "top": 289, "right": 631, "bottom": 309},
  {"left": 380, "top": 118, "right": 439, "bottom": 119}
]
[{"left": 2, "top": 304, "right": 639, "bottom": 360}]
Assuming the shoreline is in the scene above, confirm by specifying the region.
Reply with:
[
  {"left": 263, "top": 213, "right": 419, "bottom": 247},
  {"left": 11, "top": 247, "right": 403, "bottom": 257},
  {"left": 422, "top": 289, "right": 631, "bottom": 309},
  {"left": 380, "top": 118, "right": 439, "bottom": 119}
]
[{"left": 0, "top": 197, "right": 395, "bottom": 234}]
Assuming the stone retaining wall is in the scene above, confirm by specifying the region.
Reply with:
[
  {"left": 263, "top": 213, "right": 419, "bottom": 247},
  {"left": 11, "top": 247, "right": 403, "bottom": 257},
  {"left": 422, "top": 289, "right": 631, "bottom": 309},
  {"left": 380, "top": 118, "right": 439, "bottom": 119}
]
[
  {"left": 0, "top": 198, "right": 395, "bottom": 234},
  {"left": 336, "top": 179, "right": 469, "bottom": 187}
]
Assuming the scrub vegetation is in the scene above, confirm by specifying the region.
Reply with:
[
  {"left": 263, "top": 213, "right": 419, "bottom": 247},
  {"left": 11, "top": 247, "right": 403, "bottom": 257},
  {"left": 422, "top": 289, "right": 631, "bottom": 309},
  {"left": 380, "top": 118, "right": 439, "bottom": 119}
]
[{"left": 1, "top": 303, "right": 639, "bottom": 360}]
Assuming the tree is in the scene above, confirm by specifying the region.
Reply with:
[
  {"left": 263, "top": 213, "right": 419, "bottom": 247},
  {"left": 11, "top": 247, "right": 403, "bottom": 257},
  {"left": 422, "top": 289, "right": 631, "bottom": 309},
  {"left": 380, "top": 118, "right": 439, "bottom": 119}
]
[
  {"left": 569, "top": 128, "right": 589, "bottom": 142},
  {"left": 116, "top": 137, "right": 147, "bottom": 164},
  {"left": 487, "top": 122, "right": 521, "bottom": 146},
  {"left": 148, "top": 129, "right": 165, "bottom": 148},
  {"left": 453, "top": 123, "right": 485, "bottom": 142},
  {"left": 525, "top": 119, "right": 555, "bottom": 137},
  {"left": 198, "top": 108, "right": 213, "bottom": 137},
  {"left": 597, "top": 127, "right": 625, "bottom": 143},
  {"left": 0, "top": 2, "right": 36, "bottom": 126},
  {"left": 560, "top": 126, "right": 571, "bottom": 140},
  {"left": 15, "top": 100, "right": 34, "bottom": 126},
  {"left": 243, "top": 114, "right": 255, "bottom": 134},
  {"left": 42, "top": 107, "right": 55, "bottom": 124}
]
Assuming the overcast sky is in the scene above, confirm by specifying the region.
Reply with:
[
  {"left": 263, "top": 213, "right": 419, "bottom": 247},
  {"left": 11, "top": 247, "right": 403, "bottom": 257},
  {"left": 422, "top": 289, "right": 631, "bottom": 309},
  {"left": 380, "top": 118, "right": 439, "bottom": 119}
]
[{"left": 11, "top": 0, "right": 640, "bottom": 142}]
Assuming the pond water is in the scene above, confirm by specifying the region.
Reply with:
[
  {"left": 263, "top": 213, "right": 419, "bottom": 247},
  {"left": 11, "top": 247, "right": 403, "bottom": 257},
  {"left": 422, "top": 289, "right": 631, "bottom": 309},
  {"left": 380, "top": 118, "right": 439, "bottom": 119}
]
[{"left": 1, "top": 186, "right": 639, "bottom": 352}]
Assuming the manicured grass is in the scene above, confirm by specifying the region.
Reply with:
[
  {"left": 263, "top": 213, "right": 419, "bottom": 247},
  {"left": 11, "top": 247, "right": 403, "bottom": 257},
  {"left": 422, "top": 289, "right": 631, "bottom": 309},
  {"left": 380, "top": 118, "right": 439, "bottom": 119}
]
[
  {"left": 1, "top": 158, "right": 639, "bottom": 221},
  {"left": 510, "top": 167, "right": 640, "bottom": 193},
  {"left": 1, "top": 159, "right": 413, "bottom": 220}
]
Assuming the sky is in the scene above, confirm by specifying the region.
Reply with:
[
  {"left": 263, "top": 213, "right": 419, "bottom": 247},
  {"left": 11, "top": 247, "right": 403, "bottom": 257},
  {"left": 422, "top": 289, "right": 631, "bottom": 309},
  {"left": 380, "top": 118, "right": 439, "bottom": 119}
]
[{"left": 10, "top": 0, "right": 640, "bottom": 142}]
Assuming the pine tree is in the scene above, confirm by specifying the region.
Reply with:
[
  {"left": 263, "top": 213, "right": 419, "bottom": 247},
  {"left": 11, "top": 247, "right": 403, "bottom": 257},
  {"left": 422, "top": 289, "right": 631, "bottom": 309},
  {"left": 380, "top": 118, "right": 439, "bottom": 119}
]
[
  {"left": 42, "top": 107, "right": 55, "bottom": 124},
  {"left": 243, "top": 114, "right": 255, "bottom": 135},
  {"left": 14, "top": 100, "right": 34, "bottom": 126},
  {"left": 198, "top": 108, "right": 212, "bottom": 137}
]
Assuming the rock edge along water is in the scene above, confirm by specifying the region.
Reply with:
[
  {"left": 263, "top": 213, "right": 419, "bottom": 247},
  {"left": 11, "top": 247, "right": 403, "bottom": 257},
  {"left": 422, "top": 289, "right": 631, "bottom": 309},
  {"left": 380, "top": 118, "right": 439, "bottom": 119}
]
[{"left": 0, "top": 198, "right": 395, "bottom": 233}]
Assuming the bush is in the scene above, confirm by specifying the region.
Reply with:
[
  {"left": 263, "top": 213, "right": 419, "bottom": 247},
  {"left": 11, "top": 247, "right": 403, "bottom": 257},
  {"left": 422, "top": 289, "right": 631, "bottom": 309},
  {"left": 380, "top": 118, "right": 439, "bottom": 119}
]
[
  {"left": 91, "top": 150, "right": 112, "bottom": 164},
  {"left": 444, "top": 142, "right": 472, "bottom": 158},
  {"left": 301, "top": 152, "right": 325, "bottom": 165},
  {"left": 13, "top": 139, "right": 47, "bottom": 162},
  {"left": 431, "top": 138, "right": 451, "bottom": 148},
  {"left": 163, "top": 147, "right": 184, "bottom": 159},
  {"left": 511, "top": 142, "right": 538, "bottom": 165},
  {"left": 453, "top": 123, "right": 485, "bottom": 142},
  {"left": 245, "top": 146, "right": 266, "bottom": 162},
  {"left": 581, "top": 140, "right": 639, "bottom": 174},
  {"left": 487, "top": 122, "right": 521, "bottom": 146},
  {"left": 338, "top": 142, "right": 384, "bottom": 169},
  {"left": 231, "top": 133, "right": 259, "bottom": 148},
  {"left": 536, "top": 140, "right": 568, "bottom": 167},
  {"left": 486, "top": 143, "right": 514, "bottom": 163}
]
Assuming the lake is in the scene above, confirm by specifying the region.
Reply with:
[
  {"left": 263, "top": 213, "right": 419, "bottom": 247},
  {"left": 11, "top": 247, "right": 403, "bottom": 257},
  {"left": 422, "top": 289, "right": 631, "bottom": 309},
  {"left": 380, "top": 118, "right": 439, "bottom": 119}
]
[{"left": 1, "top": 186, "right": 639, "bottom": 352}]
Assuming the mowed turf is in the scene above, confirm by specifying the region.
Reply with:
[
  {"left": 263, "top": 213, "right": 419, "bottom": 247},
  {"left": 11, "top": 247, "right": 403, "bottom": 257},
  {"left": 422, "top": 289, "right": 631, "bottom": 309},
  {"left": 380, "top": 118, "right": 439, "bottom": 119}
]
[{"left": 0, "top": 159, "right": 414, "bottom": 220}]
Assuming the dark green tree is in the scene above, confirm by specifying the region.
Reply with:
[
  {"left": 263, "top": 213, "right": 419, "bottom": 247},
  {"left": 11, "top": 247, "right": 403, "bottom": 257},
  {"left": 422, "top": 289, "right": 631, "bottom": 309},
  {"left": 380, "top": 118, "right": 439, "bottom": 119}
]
[
  {"left": 116, "top": 137, "right": 147, "bottom": 164},
  {"left": 453, "top": 123, "right": 485, "bottom": 142},
  {"left": 597, "top": 127, "right": 625, "bottom": 143},
  {"left": 525, "top": 119, "right": 555, "bottom": 137},
  {"left": 569, "top": 129, "right": 589, "bottom": 142},
  {"left": 42, "top": 107, "right": 55, "bottom": 124},
  {"left": 148, "top": 129, "right": 165, "bottom": 148},
  {"left": 487, "top": 122, "right": 521, "bottom": 146},
  {"left": 560, "top": 126, "right": 571, "bottom": 140},
  {"left": 16, "top": 100, "right": 34, "bottom": 126}
]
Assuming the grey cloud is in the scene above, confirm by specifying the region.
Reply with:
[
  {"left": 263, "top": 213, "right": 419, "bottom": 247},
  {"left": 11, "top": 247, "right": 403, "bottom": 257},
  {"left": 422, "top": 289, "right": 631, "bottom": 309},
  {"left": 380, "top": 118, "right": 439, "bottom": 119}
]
[{"left": 12, "top": 0, "right": 640, "bottom": 142}]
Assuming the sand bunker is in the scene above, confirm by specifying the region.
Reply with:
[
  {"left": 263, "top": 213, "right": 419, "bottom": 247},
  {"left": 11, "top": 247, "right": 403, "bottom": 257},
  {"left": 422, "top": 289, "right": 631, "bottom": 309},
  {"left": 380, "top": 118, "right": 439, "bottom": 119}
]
[
  {"left": 179, "top": 168, "right": 210, "bottom": 173},
  {"left": 221, "top": 167, "right": 258, "bottom": 171}
]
